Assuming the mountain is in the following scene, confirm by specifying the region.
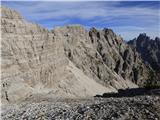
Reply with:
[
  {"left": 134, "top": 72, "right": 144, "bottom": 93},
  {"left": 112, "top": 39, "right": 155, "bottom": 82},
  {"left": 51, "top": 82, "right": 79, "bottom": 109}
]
[
  {"left": 128, "top": 33, "right": 160, "bottom": 72},
  {"left": 1, "top": 6, "right": 151, "bottom": 104},
  {"left": 128, "top": 34, "right": 160, "bottom": 84}
]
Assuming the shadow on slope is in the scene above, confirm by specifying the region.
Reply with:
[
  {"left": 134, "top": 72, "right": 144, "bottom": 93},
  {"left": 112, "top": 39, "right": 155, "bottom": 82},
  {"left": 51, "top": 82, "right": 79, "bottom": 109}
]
[{"left": 94, "top": 88, "right": 160, "bottom": 98}]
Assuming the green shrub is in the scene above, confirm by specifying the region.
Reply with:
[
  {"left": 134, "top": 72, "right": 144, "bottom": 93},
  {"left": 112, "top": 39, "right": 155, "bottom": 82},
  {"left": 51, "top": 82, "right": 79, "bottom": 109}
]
[
  {"left": 144, "top": 83, "right": 160, "bottom": 89},
  {"left": 144, "top": 70, "right": 160, "bottom": 89}
]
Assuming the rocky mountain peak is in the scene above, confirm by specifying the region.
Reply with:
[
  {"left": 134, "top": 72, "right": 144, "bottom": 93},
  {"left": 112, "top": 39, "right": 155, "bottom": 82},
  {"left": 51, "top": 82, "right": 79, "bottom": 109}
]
[
  {"left": 1, "top": 6, "right": 22, "bottom": 19},
  {"left": 103, "top": 28, "right": 115, "bottom": 36},
  {"left": 136, "top": 33, "right": 150, "bottom": 44},
  {"left": 1, "top": 6, "right": 152, "bottom": 104},
  {"left": 155, "top": 37, "right": 160, "bottom": 42},
  {"left": 128, "top": 33, "right": 160, "bottom": 75}
]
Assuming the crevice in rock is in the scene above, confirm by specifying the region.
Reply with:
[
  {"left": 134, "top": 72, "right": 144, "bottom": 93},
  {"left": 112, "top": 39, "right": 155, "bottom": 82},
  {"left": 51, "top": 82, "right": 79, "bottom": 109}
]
[
  {"left": 5, "top": 91, "right": 9, "bottom": 102},
  {"left": 114, "top": 60, "right": 121, "bottom": 74},
  {"left": 133, "top": 67, "right": 139, "bottom": 84}
]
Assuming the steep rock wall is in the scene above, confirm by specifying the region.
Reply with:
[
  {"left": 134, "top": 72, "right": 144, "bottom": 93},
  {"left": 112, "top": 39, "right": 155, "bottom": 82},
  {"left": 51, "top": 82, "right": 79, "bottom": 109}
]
[
  {"left": 1, "top": 6, "right": 150, "bottom": 104},
  {"left": 1, "top": 7, "right": 116, "bottom": 104}
]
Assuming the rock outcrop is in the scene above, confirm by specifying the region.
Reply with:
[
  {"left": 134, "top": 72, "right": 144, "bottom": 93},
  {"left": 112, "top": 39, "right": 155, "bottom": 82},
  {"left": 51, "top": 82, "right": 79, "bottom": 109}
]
[
  {"left": 128, "top": 33, "right": 160, "bottom": 83},
  {"left": 128, "top": 33, "right": 160, "bottom": 72},
  {"left": 1, "top": 6, "right": 117, "bottom": 104},
  {"left": 1, "top": 6, "right": 150, "bottom": 104},
  {"left": 53, "top": 26, "right": 149, "bottom": 86}
]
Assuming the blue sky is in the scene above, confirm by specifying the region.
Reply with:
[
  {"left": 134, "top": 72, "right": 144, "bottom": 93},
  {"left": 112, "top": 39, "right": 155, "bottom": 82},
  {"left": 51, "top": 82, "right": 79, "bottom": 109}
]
[{"left": 2, "top": 1, "right": 160, "bottom": 40}]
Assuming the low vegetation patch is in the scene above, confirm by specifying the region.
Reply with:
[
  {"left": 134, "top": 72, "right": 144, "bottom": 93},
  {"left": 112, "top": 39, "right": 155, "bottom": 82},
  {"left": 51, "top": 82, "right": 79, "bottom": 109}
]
[{"left": 144, "top": 70, "right": 160, "bottom": 89}]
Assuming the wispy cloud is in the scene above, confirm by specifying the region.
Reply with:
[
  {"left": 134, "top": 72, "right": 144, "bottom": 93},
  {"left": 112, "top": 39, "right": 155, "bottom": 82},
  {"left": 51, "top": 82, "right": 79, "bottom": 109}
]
[{"left": 2, "top": 1, "right": 160, "bottom": 40}]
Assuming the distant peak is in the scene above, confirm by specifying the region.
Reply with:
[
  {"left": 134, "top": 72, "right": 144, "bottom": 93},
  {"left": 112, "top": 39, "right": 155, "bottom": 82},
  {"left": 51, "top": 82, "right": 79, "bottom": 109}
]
[
  {"left": 138, "top": 33, "right": 160, "bottom": 42},
  {"left": 90, "top": 27, "right": 99, "bottom": 33},
  {"left": 137, "top": 33, "right": 151, "bottom": 42},
  {"left": 155, "top": 37, "right": 160, "bottom": 41},
  {"left": 103, "top": 28, "right": 114, "bottom": 35},
  {"left": 139, "top": 33, "right": 147, "bottom": 37},
  {"left": 1, "top": 6, "right": 23, "bottom": 19}
]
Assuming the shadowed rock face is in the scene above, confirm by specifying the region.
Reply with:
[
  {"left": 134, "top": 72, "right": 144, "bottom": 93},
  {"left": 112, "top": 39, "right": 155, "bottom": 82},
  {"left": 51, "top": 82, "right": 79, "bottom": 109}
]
[
  {"left": 128, "top": 34, "right": 160, "bottom": 83},
  {"left": 1, "top": 6, "right": 151, "bottom": 104},
  {"left": 128, "top": 33, "right": 160, "bottom": 72}
]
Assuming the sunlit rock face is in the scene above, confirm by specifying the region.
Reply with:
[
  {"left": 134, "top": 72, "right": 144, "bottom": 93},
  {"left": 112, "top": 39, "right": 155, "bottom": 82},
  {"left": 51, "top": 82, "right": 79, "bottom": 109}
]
[
  {"left": 1, "top": 6, "right": 70, "bottom": 103},
  {"left": 1, "top": 6, "right": 150, "bottom": 104},
  {"left": 53, "top": 26, "right": 149, "bottom": 87}
]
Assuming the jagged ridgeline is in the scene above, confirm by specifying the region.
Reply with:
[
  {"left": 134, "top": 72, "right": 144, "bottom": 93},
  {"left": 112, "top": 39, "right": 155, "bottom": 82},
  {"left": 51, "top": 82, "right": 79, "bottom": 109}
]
[
  {"left": 1, "top": 6, "right": 150, "bottom": 103},
  {"left": 128, "top": 33, "right": 160, "bottom": 72},
  {"left": 128, "top": 33, "right": 160, "bottom": 87}
]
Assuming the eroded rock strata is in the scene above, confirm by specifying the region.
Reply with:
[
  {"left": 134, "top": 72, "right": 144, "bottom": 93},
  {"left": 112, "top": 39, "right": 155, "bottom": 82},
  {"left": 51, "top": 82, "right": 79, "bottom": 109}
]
[{"left": 1, "top": 6, "right": 151, "bottom": 104}]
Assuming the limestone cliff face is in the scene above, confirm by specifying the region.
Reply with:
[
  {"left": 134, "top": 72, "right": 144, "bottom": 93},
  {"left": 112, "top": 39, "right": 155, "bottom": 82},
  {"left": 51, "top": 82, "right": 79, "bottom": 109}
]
[
  {"left": 1, "top": 6, "right": 150, "bottom": 103},
  {"left": 1, "top": 6, "right": 68, "bottom": 103},
  {"left": 53, "top": 26, "right": 149, "bottom": 88},
  {"left": 88, "top": 28, "right": 149, "bottom": 85},
  {"left": 1, "top": 7, "right": 116, "bottom": 104}
]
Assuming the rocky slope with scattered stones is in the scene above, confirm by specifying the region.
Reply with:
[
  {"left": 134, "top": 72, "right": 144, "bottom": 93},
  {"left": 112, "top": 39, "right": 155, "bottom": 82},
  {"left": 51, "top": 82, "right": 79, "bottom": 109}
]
[
  {"left": 1, "top": 6, "right": 151, "bottom": 104},
  {"left": 2, "top": 96, "right": 160, "bottom": 120}
]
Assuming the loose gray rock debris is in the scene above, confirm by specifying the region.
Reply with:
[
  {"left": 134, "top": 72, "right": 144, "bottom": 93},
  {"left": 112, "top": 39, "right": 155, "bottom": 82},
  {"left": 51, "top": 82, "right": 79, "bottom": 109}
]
[{"left": 2, "top": 96, "right": 160, "bottom": 120}]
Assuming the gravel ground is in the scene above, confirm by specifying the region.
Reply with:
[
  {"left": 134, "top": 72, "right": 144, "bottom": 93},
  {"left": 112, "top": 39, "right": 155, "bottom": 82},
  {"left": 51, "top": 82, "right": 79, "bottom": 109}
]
[{"left": 1, "top": 95, "right": 160, "bottom": 120}]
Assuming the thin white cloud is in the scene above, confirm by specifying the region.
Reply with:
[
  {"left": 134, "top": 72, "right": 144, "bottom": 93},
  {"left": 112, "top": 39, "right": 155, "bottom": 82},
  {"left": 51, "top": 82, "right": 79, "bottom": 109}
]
[
  {"left": 2, "top": 1, "right": 159, "bottom": 40},
  {"left": 3, "top": 2, "right": 159, "bottom": 21}
]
